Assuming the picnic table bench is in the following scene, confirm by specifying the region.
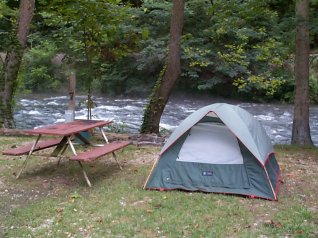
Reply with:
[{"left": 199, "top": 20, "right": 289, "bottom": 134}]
[
  {"left": 3, "top": 139, "right": 62, "bottom": 156},
  {"left": 70, "top": 141, "right": 131, "bottom": 161},
  {"left": 70, "top": 141, "right": 131, "bottom": 171},
  {"left": 2, "top": 120, "right": 131, "bottom": 187}
]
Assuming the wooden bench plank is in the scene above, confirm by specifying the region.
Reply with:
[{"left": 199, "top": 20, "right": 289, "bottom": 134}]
[
  {"left": 70, "top": 141, "right": 131, "bottom": 162},
  {"left": 2, "top": 139, "right": 62, "bottom": 156}
]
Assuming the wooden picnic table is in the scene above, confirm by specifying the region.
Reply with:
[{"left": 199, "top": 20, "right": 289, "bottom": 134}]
[{"left": 3, "top": 120, "right": 131, "bottom": 187}]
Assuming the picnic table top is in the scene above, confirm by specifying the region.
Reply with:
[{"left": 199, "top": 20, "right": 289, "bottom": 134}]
[{"left": 24, "top": 120, "right": 112, "bottom": 136}]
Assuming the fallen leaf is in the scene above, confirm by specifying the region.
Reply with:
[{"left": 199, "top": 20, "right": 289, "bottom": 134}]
[
  {"left": 69, "top": 198, "right": 75, "bottom": 203},
  {"left": 264, "top": 220, "right": 283, "bottom": 228},
  {"left": 297, "top": 230, "right": 303, "bottom": 234},
  {"left": 56, "top": 208, "right": 64, "bottom": 213}
]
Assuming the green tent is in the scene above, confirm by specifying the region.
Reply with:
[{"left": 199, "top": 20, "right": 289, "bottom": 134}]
[{"left": 144, "top": 103, "right": 280, "bottom": 200}]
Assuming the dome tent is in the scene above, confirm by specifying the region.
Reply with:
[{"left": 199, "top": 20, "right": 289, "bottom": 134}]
[{"left": 144, "top": 103, "right": 280, "bottom": 200}]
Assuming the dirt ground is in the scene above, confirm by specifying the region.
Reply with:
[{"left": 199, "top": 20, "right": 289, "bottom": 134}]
[
  {"left": 276, "top": 147, "right": 318, "bottom": 211},
  {"left": 0, "top": 137, "right": 160, "bottom": 216}
]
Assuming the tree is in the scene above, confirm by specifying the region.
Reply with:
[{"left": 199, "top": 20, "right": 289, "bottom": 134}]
[
  {"left": 291, "top": 0, "right": 313, "bottom": 145},
  {"left": 129, "top": 0, "right": 295, "bottom": 101},
  {"left": 38, "top": 0, "right": 134, "bottom": 117},
  {"left": 0, "top": 0, "right": 35, "bottom": 128},
  {"left": 140, "top": 0, "right": 185, "bottom": 134}
]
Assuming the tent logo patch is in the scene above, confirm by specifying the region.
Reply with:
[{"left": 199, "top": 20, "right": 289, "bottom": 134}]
[{"left": 202, "top": 171, "right": 213, "bottom": 176}]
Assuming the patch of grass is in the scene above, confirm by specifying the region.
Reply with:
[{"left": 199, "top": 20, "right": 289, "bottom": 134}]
[
  {"left": 0, "top": 136, "right": 317, "bottom": 237},
  {"left": 262, "top": 206, "right": 316, "bottom": 237}
]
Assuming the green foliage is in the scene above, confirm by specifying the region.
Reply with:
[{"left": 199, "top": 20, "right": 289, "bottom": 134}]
[
  {"left": 309, "top": 54, "right": 318, "bottom": 103},
  {"left": 19, "top": 41, "right": 64, "bottom": 92},
  {"left": 96, "top": 1, "right": 171, "bottom": 96},
  {"left": 106, "top": 122, "right": 127, "bottom": 133},
  {"left": 0, "top": 1, "right": 17, "bottom": 51},
  {"left": 37, "top": 0, "right": 137, "bottom": 92},
  {"left": 1, "top": 0, "right": 317, "bottom": 101},
  {"left": 178, "top": 0, "right": 293, "bottom": 100},
  {"left": 233, "top": 74, "right": 288, "bottom": 100},
  {"left": 309, "top": 0, "right": 318, "bottom": 46},
  {"left": 124, "top": 1, "right": 171, "bottom": 86},
  {"left": 0, "top": 1, "right": 10, "bottom": 19},
  {"left": 309, "top": 73, "right": 318, "bottom": 103}
]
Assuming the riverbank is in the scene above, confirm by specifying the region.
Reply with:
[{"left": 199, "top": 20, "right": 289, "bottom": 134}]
[
  {"left": 0, "top": 136, "right": 317, "bottom": 237},
  {"left": 11, "top": 94, "right": 318, "bottom": 145}
]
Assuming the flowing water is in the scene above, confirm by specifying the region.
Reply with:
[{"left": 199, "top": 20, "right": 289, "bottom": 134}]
[{"left": 13, "top": 94, "right": 318, "bottom": 146}]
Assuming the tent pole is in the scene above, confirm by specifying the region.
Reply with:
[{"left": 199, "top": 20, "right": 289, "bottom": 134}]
[
  {"left": 143, "top": 156, "right": 160, "bottom": 189},
  {"left": 264, "top": 166, "right": 277, "bottom": 200}
]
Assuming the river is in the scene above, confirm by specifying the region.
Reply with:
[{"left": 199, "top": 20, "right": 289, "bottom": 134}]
[{"left": 13, "top": 94, "right": 318, "bottom": 146}]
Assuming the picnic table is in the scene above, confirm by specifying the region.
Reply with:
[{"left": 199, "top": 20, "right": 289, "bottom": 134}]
[{"left": 3, "top": 120, "right": 131, "bottom": 187}]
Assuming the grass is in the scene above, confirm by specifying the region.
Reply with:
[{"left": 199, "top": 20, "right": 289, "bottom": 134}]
[{"left": 0, "top": 136, "right": 317, "bottom": 237}]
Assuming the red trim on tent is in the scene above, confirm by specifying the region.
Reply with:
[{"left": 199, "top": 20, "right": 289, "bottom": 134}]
[
  {"left": 264, "top": 152, "right": 275, "bottom": 165},
  {"left": 263, "top": 165, "right": 277, "bottom": 200},
  {"left": 274, "top": 167, "right": 281, "bottom": 200},
  {"left": 264, "top": 152, "right": 280, "bottom": 201}
]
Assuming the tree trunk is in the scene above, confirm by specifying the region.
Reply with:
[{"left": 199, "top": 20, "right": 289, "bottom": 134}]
[
  {"left": 0, "top": 0, "right": 35, "bottom": 128},
  {"left": 291, "top": 0, "right": 313, "bottom": 145},
  {"left": 68, "top": 73, "right": 76, "bottom": 111},
  {"left": 140, "top": 0, "right": 185, "bottom": 134}
]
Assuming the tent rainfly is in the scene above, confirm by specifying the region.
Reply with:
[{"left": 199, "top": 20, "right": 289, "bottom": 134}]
[{"left": 144, "top": 103, "right": 280, "bottom": 200}]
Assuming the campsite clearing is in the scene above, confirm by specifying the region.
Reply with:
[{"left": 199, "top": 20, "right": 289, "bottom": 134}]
[{"left": 0, "top": 136, "right": 317, "bottom": 237}]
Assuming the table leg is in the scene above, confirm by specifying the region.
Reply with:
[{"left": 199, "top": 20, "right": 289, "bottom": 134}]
[
  {"left": 16, "top": 134, "right": 42, "bottom": 179},
  {"left": 67, "top": 137, "right": 93, "bottom": 187},
  {"left": 67, "top": 137, "right": 77, "bottom": 156},
  {"left": 99, "top": 126, "right": 122, "bottom": 170},
  {"left": 56, "top": 143, "right": 69, "bottom": 166},
  {"left": 112, "top": 152, "right": 123, "bottom": 170},
  {"left": 51, "top": 136, "right": 68, "bottom": 157},
  {"left": 99, "top": 127, "right": 109, "bottom": 144},
  {"left": 78, "top": 161, "right": 92, "bottom": 187}
]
